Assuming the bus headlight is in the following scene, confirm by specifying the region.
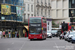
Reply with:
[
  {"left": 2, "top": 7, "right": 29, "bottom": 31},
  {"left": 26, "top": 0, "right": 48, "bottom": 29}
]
[
  {"left": 29, "top": 35, "right": 31, "bottom": 37},
  {"left": 40, "top": 35, "right": 42, "bottom": 36}
]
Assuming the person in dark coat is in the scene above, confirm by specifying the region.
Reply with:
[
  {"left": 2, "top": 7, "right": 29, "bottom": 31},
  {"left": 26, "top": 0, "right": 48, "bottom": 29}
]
[
  {"left": 5, "top": 30, "right": 8, "bottom": 38},
  {"left": 17, "top": 32, "right": 19, "bottom": 38}
]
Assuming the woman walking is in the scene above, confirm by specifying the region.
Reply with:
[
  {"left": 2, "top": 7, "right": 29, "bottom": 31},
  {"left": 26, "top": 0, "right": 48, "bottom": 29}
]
[
  {"left": 3, "top": 31, "right": 5, "bottom": 38},
  {"left": 8, "top": 31, "right": 11, "bottom": 38}
]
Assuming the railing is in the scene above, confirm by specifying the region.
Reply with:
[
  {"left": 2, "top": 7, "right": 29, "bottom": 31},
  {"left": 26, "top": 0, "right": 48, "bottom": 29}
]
[{"left": 45, "top": 3, "right": 47, "bottom": 6}]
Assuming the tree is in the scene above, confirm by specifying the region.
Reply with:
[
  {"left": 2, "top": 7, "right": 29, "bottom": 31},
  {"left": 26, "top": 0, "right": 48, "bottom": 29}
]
[
  {"left": 52, "top": 21, "right": 55, "bottom": 25},
  {"left": 52, "top": 21, "right": 59, "bottom": 28}
]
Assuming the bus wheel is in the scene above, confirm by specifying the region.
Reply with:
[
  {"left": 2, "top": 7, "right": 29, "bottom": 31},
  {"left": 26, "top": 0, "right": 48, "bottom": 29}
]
[
  {"left": 30, "top": 39, "right": 33, "bottom": 41},
  {"left": 44, "top": 38, "right": 46, "bottom": 40}
]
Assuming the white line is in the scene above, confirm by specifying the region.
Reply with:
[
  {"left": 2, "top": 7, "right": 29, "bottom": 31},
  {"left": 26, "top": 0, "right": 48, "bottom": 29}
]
[
  {"left": 7, "top": 48, "right": 10, "bottom": 50},
  {"left": 19, "top": 42, "right": 25, "bottom": 50},
  {"left": 12, "top": 42, "right": 14, "bottom": 44},
  {"left": 54, "top": 42, "right": 59, "bottom": 50}
]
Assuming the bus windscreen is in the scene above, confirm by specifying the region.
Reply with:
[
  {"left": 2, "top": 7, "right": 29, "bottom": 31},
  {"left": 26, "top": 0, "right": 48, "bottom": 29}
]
[{"left": 29, "top": 27, "right": 41, "bottom": 34}]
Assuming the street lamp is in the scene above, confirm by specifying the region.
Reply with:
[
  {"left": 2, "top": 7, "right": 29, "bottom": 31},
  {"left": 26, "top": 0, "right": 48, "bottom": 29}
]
[
  {"left": 71, "top": 10, "right": 74, "bottom": 25},
  {"left": 71, "top": 10, "right": 74, "bottom": 30},
  {"left": 15, "top": 14, "right": 17, "bottom": 31}
]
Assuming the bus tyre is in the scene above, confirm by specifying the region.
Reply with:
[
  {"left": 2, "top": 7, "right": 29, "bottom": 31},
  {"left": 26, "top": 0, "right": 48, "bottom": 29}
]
[
  {"left": 30, "top": 39, "right": 33, "bottom": 41},
  {"left": 44, "top": 38, "right": 46, "bottom": 40}
]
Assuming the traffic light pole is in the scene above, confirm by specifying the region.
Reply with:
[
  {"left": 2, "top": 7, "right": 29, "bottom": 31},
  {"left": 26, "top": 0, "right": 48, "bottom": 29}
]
[
  {"left": 16, "top": 14, "right": 17, "bottom": 31},
  {"left": 72, "top": 14, "right": 73, "bottom": 25}
]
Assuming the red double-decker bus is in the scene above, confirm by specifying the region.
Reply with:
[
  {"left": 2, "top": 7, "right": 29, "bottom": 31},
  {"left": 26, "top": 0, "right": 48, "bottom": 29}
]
[{"left": 28, "top": 17, "right": 47, "bottom": 40}]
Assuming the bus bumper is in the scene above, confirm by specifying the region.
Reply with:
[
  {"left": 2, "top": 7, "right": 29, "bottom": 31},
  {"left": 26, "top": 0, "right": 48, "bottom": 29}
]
[{"left": 28, "top": 34, "right": 42, "bottom": 39}]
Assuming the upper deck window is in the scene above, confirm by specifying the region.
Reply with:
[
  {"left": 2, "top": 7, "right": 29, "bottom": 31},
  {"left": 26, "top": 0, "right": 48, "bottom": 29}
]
[{"left": 30, "top": 18, "right": 41, "bottom": 23}]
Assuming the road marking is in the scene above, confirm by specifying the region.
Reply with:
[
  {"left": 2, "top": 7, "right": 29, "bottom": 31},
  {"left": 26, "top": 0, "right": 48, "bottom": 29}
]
[
  {"left": 7, "top": 48, "right": 10, "bottom": 50},
  {"left": 19, "top": 42, "right": 25, "bottom": 50},
  {"left": 54, "top": 42, "right": 59, "bottom": 50},
  {"left": 12, "top": 42, "right": 14, "bottom": 44}
]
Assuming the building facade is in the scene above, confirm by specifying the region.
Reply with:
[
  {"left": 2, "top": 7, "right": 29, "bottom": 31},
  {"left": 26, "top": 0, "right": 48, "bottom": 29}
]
[
  {"left": 34, "top": 0, "right": 51, "bottom": 17},
  {"left": 50, "top": 0, "right": 75, "bottom": 24},
  {"left": 69, "top": 0, "right": 75, "bottom": 24},
  {"left": 23, "top": 0, "right": 34, "bottom": 23},
  {"left": 0, "top": 0, "right": 24, "bottom": 37},
  {"left": 34, "top": 0, "right": 52, "bottom": 31}
]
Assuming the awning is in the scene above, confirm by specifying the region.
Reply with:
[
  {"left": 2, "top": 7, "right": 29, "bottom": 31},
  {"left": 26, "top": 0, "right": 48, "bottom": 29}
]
[{"left": 24, "top": 26, "right": 28, "bottom": 30}]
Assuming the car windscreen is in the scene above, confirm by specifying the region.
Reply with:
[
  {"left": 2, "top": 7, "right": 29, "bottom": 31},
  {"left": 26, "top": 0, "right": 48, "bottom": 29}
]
[
  {"left": 72, "top": 34, "right": 75, "bottom": 37},
  {"left": 69, "top": 32, "right": 75, "bottom": 35},
  {"left": 51, "top": 30, "right": 57, "bottom": 33},
  {"left": 47, "top": 31, "right": 51, "bottom": 33}
]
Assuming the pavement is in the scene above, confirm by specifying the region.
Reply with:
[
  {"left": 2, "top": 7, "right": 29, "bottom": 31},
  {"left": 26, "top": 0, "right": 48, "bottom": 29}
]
[{"left": 0, "top": 37, "right": 75, "bottom": 50}]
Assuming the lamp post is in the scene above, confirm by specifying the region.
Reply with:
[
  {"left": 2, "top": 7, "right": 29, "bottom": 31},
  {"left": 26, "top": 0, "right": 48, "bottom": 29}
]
[
  {"left": 15, "top": 14, "right": 17, "bottom": 31},
  {"left": 71, "top": 10, "right": 74, "bottom": 25},
  {"left": 71, "top": 10, "right": 74, "bottom": 30}
]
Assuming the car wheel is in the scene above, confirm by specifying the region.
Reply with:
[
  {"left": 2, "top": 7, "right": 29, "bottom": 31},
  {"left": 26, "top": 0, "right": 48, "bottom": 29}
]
[
  {"left": 44, "top": 38, "right": 46, "bottom": 40},
  {"left": 50, "top": 36, "right": 52, "bottom": 38},
  {"left": 65, "top": 39, "right": 67, "bottom": 41},
  {"left": 72, "top": 42, "right": 74, "bottom": 43},
  {"left": 68, "top": 40, "right": 70, "bottom": 42}
]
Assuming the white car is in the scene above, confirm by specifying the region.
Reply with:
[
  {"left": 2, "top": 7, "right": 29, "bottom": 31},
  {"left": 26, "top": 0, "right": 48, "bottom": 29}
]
[
  {"left": 67, "top": 32, "right": 75, "bottom": 42},
  {"left": 51, "top": 30, "right": 58, "bottom": 37},
  {"left": 47, "top": 31, "right": 52, "bottom": 38}
]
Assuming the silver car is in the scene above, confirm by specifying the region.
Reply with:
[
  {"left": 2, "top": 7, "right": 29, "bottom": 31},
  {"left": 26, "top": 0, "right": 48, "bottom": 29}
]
[{"left": 67, "top": 32, "right": 75, "bottom": 42}]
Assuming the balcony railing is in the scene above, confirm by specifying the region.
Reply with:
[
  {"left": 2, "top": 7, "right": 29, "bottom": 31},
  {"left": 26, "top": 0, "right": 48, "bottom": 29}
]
[
  {"left": 36, "top": 1, "right": 40, "bottom": 7},
  {"left": 45, "top": 3, "right": 47, "bottom": 6}
]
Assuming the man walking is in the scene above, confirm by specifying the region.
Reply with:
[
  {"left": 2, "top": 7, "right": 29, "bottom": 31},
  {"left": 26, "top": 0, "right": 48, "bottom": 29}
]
[{"left": 5, "top": 30, "right": 8, "bottom": 38}]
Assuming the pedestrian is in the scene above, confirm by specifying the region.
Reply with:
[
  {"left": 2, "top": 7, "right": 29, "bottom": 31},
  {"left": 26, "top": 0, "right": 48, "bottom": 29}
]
[
  {"left": 17, "top": 32, "right": 19, "bottom": 38},
  {"left": 5, "top": 30, "right": 8, "bottom": 38},
  {"left": 2, "top": 31, "right": 5, "bottom": 38},
  {"left": 23, "top": 29, "right": 25, "bottom": 37},
  {"left": 25, "top": 32, "right": 27, "bottom": 37},
  {"left": 8, "top": 31, "right": 11, "bottom": 38},
  {"left": 15, "top": 31, "right": 17, "bottom": 38},
  {"left": 0, "top": 30, "right": 2, "bottom": 38},
  {"left": 12, "top": 31, "right": 15, "bottom": 38}
]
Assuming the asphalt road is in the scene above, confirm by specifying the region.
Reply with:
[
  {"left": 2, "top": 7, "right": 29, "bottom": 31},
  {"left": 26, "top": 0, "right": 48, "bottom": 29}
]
[{"left": 0, "top": 37, "right": 75, "bottom": 50}]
